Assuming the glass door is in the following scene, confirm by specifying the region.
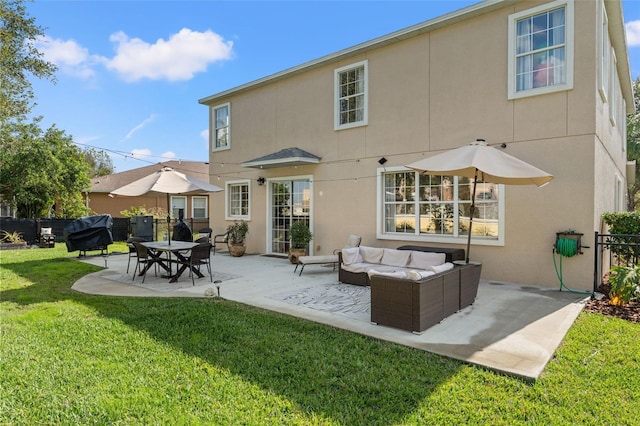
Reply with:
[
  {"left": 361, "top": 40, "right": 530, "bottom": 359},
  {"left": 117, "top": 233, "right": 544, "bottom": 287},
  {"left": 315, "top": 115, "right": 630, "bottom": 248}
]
[{"left": 269, "top": 179, "right": 311, "bottom": 255}]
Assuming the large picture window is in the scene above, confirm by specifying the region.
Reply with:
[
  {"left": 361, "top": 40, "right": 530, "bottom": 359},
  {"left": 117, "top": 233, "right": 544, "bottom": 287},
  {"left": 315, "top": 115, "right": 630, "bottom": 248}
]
[
  {"left": 334, "top": 60, "right": 368, "bottom": 130},
  {"left": 378, "top": 169, "right": 503, "bottom": 245},
  {"left": 212, "top": 103, "right": 230, "bottom": 151},
  {"left": 226, "top": 180, "right": 250, "bottom": 220},
  {"left": 508, "top": 1, "right": 573, "bottom": 99}
]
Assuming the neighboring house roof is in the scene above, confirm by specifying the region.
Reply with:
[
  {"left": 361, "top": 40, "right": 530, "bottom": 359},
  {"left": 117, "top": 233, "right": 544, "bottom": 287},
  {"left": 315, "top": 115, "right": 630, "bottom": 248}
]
[
  {"left": 241, "top": 147, "right": 321, "bottom": 169},
  {"left": 90, "top": 161, "right": 210, "bottom": 193},
  {"left": 198, "top": 0, "right": 633, "bottom": 112}
]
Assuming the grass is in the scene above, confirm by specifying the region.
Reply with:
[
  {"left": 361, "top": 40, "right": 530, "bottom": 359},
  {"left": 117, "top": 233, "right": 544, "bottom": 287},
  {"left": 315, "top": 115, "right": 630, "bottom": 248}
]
[{"left": 1, "top": 245, "right": 639, "bottom": 425}]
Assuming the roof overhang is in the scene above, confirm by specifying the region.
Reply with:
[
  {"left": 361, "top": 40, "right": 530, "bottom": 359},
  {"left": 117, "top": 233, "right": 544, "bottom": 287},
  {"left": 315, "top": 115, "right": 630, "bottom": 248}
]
[{"left": 241, "top": 148, "right": 321, "bottom": 169}]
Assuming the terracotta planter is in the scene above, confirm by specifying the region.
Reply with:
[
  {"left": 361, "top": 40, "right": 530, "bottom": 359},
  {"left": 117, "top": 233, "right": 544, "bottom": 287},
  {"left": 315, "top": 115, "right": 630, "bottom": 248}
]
[
  {"left": 288, "top": 248, "right": 307, "bottom": 264},
  {"left": 229, "top": 243, "right": 246, "bottom": 257}
]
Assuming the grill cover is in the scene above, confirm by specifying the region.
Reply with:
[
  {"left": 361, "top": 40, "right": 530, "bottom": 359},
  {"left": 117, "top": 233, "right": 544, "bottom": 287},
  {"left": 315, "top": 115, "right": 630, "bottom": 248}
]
[{"left": 64, "top": 214, "right": 114, "bottom": 252}]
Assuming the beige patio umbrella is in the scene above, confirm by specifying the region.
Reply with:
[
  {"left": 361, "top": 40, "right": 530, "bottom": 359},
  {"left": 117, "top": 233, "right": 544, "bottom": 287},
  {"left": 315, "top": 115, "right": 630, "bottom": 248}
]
[
  {"left": 110, "top": 166, "right": 223, "bottom": 244},
  {"left": 406, "top": 140, "right": 553, "bottom": 263}
]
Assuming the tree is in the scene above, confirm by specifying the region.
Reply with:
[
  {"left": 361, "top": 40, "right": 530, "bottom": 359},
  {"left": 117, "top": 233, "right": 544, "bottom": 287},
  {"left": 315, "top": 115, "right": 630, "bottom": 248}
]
[
  {"left": 0, "top": 120, "right": 90, "bottom": 218},
  {"left": 0, "top": 0, "right": 57, "bottom": 121},
  {"left": 627, "top": 77, "right": 640, "bottom": 212},
  {"left": 83, "top": 147, "right": 114, "bottom": 178}
]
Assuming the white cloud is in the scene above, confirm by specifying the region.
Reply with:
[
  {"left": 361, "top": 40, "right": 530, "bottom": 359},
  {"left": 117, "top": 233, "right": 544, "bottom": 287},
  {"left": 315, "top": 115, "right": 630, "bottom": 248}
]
[
  {"left": 35, "top": 35, "right": 98, "bottom": 79},
  {"left": 105, "top": 28, "right": 234, "bottom": 82},
  {"left": 120, "top": 114, "right": 158, "bottom": 142},
  {"left": 130, "top": 148, "right": 152, "bottom": 159},
  {"left": 160, "top": 151, "right": 177, "bottom": 160},
  {"left": 626, "top": 20, "right": 640, "bottom": 47}
]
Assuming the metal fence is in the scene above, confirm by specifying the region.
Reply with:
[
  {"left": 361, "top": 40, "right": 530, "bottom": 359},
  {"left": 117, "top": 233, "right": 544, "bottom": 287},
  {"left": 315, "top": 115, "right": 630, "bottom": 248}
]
[
  {"left": 593, "top": 231, "right": 640, "bottom": 291},
  {"left": 0, "top": 217, "right": 210, "bottom": 245}
]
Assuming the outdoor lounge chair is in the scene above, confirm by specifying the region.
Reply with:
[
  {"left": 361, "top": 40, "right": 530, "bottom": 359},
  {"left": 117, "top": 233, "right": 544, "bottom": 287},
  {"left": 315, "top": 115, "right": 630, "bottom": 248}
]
[{"left": 294, "top": 234, "right": 362, "bottom": 276}]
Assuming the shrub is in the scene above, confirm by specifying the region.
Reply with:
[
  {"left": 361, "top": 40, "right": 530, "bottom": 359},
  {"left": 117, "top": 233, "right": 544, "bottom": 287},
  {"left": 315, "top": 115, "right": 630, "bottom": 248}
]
[
  {"left": 1, "top": 230, "right": 24, "bottom": 243},
  {"left": 602, "top": 211, "right": 640, "bottom": 264},
  {"left": 608, "top": 264, "right": 640, "bottom": 305}
]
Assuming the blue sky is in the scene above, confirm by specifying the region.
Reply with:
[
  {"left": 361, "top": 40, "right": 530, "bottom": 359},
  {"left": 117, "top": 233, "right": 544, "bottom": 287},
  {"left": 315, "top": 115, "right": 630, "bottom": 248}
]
[{"left": 27, "top": 0, "right": 640, "bottom": 173}]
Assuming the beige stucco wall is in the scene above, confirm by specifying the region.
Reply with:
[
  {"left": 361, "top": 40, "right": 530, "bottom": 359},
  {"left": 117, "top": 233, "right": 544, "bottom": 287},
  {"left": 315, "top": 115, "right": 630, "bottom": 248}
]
[{"left": 205, "top": 0, "right": 630, "bottom": 291}]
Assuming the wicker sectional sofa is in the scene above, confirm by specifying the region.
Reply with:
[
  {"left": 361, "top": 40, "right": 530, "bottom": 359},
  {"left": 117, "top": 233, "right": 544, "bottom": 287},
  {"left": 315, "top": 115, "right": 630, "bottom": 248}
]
[
  {"left": 338, "top": 245, "right": 481, "bottom": 333},
  {"left": 370, "top": 263, "right": 482, "bottom": 333}
]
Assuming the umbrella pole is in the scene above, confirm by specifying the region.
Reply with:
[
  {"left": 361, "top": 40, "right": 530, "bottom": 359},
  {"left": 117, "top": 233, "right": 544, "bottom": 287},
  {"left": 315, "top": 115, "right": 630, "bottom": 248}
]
[
  {"left": 466, "top": 169, "right": 479, "bottom": 264},
  {"left": 166, "top": 193, "right": 171, "bottom": 245}
]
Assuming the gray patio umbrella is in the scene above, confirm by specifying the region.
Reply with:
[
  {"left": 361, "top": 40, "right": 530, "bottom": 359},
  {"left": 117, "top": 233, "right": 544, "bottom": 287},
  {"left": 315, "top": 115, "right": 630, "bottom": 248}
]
[
  {"left": 110, "top": 166, "right": 223, "bottom": 244},
  {"left": 406, "top": 140, "right": 553, "bottom": 263}
]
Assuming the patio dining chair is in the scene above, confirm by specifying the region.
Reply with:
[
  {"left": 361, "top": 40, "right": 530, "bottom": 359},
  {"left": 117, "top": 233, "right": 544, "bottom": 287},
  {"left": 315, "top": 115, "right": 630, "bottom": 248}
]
[
  {"left": 126, "top": 236, "right": 146, "bottom": 273},
  {"left": 132, "top": 241, "right": 160, "bottom": 283},
  {"left": 177, "top": 242, "right": 213, "bottom": 285}
]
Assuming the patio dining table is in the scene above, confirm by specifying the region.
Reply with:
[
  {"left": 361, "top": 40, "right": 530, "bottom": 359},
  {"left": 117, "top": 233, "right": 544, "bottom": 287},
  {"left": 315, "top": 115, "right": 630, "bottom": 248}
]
[{"left": 141, "top": 241, "right": 201, "bottom": 283}]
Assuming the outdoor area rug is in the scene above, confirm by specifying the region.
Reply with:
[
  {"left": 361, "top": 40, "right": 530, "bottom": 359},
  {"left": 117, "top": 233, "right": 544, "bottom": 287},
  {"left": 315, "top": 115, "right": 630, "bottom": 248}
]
[
  {"left": 268, "top": 283, "right": 371, "bottom": 322},
  {"left": 103, "top": 271, "right": 241, "bottom": 292}
]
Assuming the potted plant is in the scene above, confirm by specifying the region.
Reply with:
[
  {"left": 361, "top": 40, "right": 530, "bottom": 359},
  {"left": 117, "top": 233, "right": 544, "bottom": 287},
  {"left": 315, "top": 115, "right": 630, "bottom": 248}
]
[
  {"left": 288, "top": 221, "right": 313, "bottom": 264},
  {"left": 226, "top": 220, "right": 249, "bottom": 257}
]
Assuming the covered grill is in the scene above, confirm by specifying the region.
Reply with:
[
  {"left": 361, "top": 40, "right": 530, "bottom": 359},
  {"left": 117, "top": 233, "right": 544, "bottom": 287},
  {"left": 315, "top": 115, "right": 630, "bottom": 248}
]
[{"left": 64, "top": 214, "right": 113, "bottom": 256}]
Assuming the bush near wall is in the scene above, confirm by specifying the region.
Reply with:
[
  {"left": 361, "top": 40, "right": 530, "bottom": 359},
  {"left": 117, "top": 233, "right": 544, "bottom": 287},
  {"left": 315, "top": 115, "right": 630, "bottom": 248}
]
[{"left": 602, "top": 211, "right": 640, "bottom": 304}]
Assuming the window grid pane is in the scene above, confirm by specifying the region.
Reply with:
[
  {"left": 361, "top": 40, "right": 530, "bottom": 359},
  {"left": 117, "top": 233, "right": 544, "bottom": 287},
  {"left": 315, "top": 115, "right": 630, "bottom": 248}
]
[
  {"left": 338, "top": 65, "right": 365, "bottom": 126},
  {"left": 515, "top": 6, "right": 566, "bottom": 92},
  {"left": 382, "top": 171, "right": 501, "bottom": 240},
  {"left": 229, "top": 183, "right": 248, "bottom": 217},
  {"left": 214, "top": 105, "right": 229, "bottom": 149}
]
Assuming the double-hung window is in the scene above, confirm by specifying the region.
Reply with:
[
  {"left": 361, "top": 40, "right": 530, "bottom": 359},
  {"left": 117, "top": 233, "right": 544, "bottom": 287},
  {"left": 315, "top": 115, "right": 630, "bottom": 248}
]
[
  {"left": 212, "top": 102, "right": 230, "bottom": 151},
  {"left": 226, "top": 179, "right": 250, "bottom": 220},
  {"left": 334, "top": 60, "right": 368, "bottom": 130},
  {"left": 508, "top": 1, "right": 573, "bottom": 99},
  {"left": 192, "top": 196, "right": 208, "bottom": 219},
  {"left": 378, "top": 169, "right": 503, "bottom": 246}
]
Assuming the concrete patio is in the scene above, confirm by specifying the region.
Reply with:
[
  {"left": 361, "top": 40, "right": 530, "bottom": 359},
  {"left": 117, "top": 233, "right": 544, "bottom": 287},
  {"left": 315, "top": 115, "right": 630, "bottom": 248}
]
[{"left": 73, "top": 251, "right": 588, "bottom": 380}]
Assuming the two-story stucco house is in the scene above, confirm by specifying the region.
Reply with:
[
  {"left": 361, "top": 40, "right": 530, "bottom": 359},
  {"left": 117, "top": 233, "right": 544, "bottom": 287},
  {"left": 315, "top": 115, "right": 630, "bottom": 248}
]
[{"left": 199, "top": 0, "right": 634, "bottom": 291}]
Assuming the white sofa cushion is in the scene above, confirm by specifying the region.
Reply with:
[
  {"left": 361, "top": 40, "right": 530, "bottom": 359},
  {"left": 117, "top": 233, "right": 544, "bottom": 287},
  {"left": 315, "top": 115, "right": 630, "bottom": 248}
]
[
  {"left": 408, "top": 251, "right": 446, "bottom": 269},
  {"left": 428, "top": 262, "right": 454, "bottom": 274},
  {"left": 381, "top": 248, "right": 411, "bottom": 267},
  {"left": 341, "top": 247, "right": 363, "bottom": 265},
  {"left": 360, "top": 246, "right": 384, "bottom": 264},
  {"left": 407, "top": 270, "right": 436, "bottom": 280},
  {"left": 341, "top": 262, "right": 374, "bottom": 274},
  {"left": 367, "top": 269, "right": 408, "bottom": 279}
]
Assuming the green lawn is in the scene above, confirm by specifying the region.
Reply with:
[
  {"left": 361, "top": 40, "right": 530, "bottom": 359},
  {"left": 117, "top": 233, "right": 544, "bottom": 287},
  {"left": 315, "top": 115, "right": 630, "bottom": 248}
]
[{"left": 1, "top": 244, "right": 639, "bottom": 425}]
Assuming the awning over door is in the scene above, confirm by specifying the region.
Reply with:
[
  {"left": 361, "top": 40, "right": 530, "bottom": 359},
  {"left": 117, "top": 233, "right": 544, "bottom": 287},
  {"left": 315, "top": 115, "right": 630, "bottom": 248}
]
[{"left": 241, "top": 147, "right": 321, "bottom": 169}]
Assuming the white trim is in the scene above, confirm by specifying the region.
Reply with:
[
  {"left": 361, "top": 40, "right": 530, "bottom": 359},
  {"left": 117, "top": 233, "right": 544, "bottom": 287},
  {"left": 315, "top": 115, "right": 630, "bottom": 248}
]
[
  {"left": 609, "top": 48, "right": 617, "bottom": 127},
  {"left": 507, "top": 0, "right": 574, "bottom": 100},
  {"left": 212, "top": 102, "right": 231, "bottom": 152},
  {"left": 598, "top": 0, "right": 609, "bottom": 103},
  {"left": 334, "top": 60, "right": 368, "bottom": 130},
  {"left": 225, "top": 179, "right": 251, "bottom": 220}
]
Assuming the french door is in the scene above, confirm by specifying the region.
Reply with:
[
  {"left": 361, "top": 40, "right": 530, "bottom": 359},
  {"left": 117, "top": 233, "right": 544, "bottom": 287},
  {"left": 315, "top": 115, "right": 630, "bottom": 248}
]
[{"left": 269, "top": 178, "right": 311, "bottom": 255}]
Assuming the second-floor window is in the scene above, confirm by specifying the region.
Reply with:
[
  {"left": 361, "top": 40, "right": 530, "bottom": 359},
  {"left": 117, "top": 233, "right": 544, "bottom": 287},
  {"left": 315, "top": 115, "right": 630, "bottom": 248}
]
[
  {"left": 213, "top": 103, "right": 230, "bottom": 151},
  {"left": 508, "top": 1, "right": 573, "bottom": 99},
  {"left": 334, "top": 60, "right": 368, "bottom": 130}
]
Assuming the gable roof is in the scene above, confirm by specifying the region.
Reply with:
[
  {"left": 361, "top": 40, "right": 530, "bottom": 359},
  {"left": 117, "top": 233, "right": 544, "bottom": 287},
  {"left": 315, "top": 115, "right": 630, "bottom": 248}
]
[
  {"left": 90, "top": 161, "right": 210, "bottom": 193},
  {"left": 198, "top": 0, "right": 633, "bottom": 113},
  {"left": 241, "top": 147, "right": 321, "bottom": 169}
]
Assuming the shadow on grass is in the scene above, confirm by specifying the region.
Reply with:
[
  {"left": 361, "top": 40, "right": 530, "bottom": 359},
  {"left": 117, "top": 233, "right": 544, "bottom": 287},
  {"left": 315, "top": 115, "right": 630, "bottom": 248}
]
[{"left": 1, "top": 256, "right": 462, "bottom": 424}]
